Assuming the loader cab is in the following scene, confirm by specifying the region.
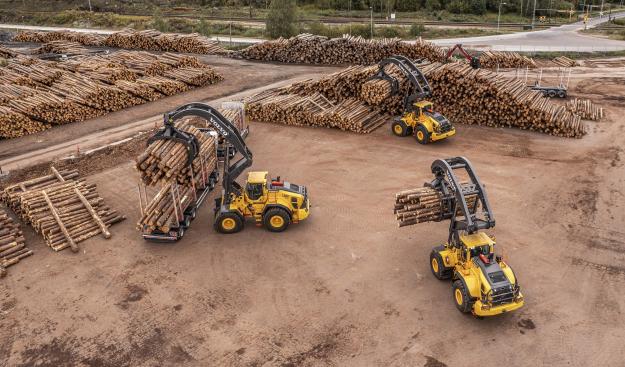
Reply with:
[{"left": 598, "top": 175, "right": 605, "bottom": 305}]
[
  {"left": 459, "top": 232, "right": 495, "bottom": 261},
  {"left": 245, "top": 171, "right": 269, "bottom": 202},
  {"left": 413, "top": 101, "right": 434, "bottom": 118}
]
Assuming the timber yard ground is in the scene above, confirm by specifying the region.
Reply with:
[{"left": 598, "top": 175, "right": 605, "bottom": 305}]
[{"left": 1, "top": 53, "right": 625, "bottom": 367}]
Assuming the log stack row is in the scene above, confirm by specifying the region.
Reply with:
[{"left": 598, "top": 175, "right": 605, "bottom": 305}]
[
  {"left": 251, "top": 61, "right": 584, "bottom": 137},
  {"left": 34, "top": 40, "right": 90, "bottom": 56},
  {"left": 0, "top": 44, "right": 17, "bottom": 59},
  {"left": 394, "top": 185, "right": 478, "bottom": 228},
  {"left": 0, "top": 209, "right": 32, "bottom": 278},
  {"left": 479, "top": 51, "right": 536, "bottom": 69},
  {"left": 13, "top": 29, "right": 226, "bottom": 54},
  {"left": 246, "top": 88, "right": 389, "bottom": 133},
  {"left": 553, "top": 56, "right": 578, "bottom": 67},
  {"left": 566, "top": 98, "right": 604, "bottom": 121},
  {"left": 0, "top": 51, "right": 222, "bottom": 138},
  {"left": 238, "top": 33, "right": 447, "bottom": 65},
  {"left": 1, "top": 168, "right": 124, "bottom": 252}
]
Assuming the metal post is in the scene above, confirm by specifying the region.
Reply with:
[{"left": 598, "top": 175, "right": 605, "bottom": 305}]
[
  {"left": 600, "top": 0, "right": 604, "bottom": 18},
  {"left": 229, "top": 21, "right": 232, "bottom": 46},
  {"left": 498, "top": 1, "right": 506, "bottom": 31},
  {"left": 349, "top": 0, "right": 352, "bottom": 35},
  {"left": 370, "top": 7, "right": 373, "bottom": 38},
  {"left": 87, "top": 0, "right": 92, "bottom": 12},
  {"left": 532, "top": 0, "right": 537, "bottom": 27}
]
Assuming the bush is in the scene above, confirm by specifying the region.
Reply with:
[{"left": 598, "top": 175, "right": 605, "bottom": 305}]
[
  {"left": 196, "top": 19, "right": 211, "bottom": 36},
  {"left": 446, "top": 0, "right": 468, "bottom": 14},
  {"left": 425, "top": 0, "right": 442, "bottom": 11},
  {"left": 151, "top": 9, "right": 169, "bottom": 32},
  {"left": 376, "top": 26, "right": 404, "bottom": 38},
  {"left": 266, "top": 0, "right": 298, "bottom": 38},
  {"left": 409, "top": 23, "right": 426, "bottom": 37},
  {"left": 469, "top": 0, "right": 486, "bottom": 15}
]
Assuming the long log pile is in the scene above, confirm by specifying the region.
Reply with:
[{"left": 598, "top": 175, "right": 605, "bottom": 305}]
[
  {"left": 247, "top": 60, "right": 585, "bottom": 137},
  {"left": 566, "top": 98, "right": 604, "bottom": 121},
  {"left": 1, "top": 168, "right": 124, "bottom": 252},
  {"left": 0, "top": 51, "right": 222, "bottom": 139},
  {"left": 0, "top": 209, "right": 32, "bottom": 278},
  {"left": 13, "top": 29, "right": 226, "bottom": 54},
  {"left": 394, "top": 184, "right": 478, "bottom": 228},
  {"left": 479, "top": 51, "right": 536, "bottom": 69},
  {"left": 238, "top": 34, "right": 447, "bottom": 64},
  {"left": 553, "top": 56, "right": 578, "bottom": 67},
  {"left": 34, "top": 40, "right": 89, "bottom": 56},
  {"left": 0, "top": 44, "right": 18, "bottom": 58}
]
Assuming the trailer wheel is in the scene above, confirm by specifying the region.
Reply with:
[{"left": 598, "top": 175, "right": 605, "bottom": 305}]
[
  {"left": 557, "top": 90, "right": 566, "bottom": 98},
  {"left": 190, "top": 208, "right": 197, "bottom": 220},
  {"left": 548, "top": 90, "right": 556, "bottom": 98},
  {"left": 178, "top": 227, "right": 185, "bottom": 240},
  {"left": 215, "top": 212, "right": 243, "bottom": 234}
]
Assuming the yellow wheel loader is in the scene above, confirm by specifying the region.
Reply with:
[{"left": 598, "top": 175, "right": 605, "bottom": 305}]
[
  {"left": 371, "top": 56, "right": 455, "bottom": 144},
  {"left": 163, "top": 103, "right": 310, "bottom": 235},
  {"left": 426, "top": 157, "right": 524, "bottom": 316}
]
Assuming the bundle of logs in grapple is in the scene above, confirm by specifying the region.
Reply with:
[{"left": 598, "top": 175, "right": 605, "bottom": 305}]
[
  {"left": 566, "top": 98, "right": 603, "bottom": 121},
  {"left": 13, "top": 29, "right": 226, "bottom": 54},
  {"left": 135, "top": 120, "right": 219, "bottom": 186},
  {"left": 394, "top": 183, "right": 479, "bottom": 228},
  {"left": 0, "top": 208, "right": 32, "bottom": 278},
  {"left": 1, "top": 168, "right": 125, "bottom": 252},
  {"left": 0, "top": 51, "right": 222, "bottom": 139},
  {"left": 479, "top": 51, "right": 537, "bottom": 69},
  {"left": 238, "top": 33, "right": 447, "bottom": 64}
]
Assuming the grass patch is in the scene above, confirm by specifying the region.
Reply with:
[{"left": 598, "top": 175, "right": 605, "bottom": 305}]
[{"left": 520, "top": 49, "right": 625, "bottom": 59}]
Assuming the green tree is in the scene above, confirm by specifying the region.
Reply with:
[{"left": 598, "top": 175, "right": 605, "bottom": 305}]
[
  {"left": 446, "top": 0, "right": 468, "bottom": 14},
  {"left": 425, "top": 0, "right": 442, "bottom": 10},
  {"left": 469, "top": 0, "right": 486, "bottom": 14},
  {"left": 266, "top": 0, "right": 298, "bottom": 38},
  {"left": 197, "top": 18, "right": 211, "bottom": 36},
  {"left": 152, "top": 9, "right": 169, "bottom": 32}
]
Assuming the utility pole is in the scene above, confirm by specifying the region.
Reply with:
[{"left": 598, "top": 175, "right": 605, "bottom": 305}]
[
  {"left": 498, "top": 1, "right": 507, "bottom": 31},
  {"left": 600, "top": 0, "right": 604, "bottom": 18},
  {"left": 531, "top": 0, "right": 537, "bottom": 27},
  {"left": 87, "top": 0, "right": 92, "bottom": 12},
  {"left": 348, "top": 0, "right": 352, "bottom": 34}
]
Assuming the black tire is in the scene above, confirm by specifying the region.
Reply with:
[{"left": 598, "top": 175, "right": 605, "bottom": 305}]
[
  {"left": 452, "top": 279, "right": 473, "bottom": 313},
  {"left": 429, "top": 248, "right": 452, "bottom": 280},
  {"left": 214, "top": 212, "right": 244, "bottom": 234},
  {"left": 190, "top": 208, "right": 197, "bottom": 220},
  {"left": 548, "top": 90, "right": 556, "bottom": 98},
  {"left": 415, "top": 125, "right": 430, "bottom": 145},
  {"left": 557, "top": 90, "right": 566, "bottom": 98},
  {"left": 177, "top": 226, "right": 185, "bottom": 240},
  {"left": 182, "top": 216, "right": 191, "bottom": 228},
  {"left": 263, "top": 208, "right": 290, "bottom": 232},
  {"left": 391, "top": 120, "right": 410, "bottom": 137}
]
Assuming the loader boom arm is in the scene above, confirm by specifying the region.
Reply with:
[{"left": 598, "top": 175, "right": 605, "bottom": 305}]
[{"left": 369, "top": 56, "right": 432, "bottom": 111}]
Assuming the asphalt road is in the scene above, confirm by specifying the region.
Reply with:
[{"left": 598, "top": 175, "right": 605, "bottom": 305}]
[{"left": 1, "top": 11, "right": 625, "bottom": 51}]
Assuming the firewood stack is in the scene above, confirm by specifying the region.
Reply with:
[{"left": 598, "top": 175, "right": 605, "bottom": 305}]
[
  {"left": 238, "top": 33, "right": 447, "bottom": 64},
  {"left": 34, "top": 40, "right": 90, "bottom": 56},
  {"left": 2, "top": 168, "right": 124, "bottom": 252},
  {"left": 553, "top": 56, "right": 578, "bottom": 67},
  {"left": 0, "top": 52, "right": 222, "bottom": 139},
  {"left": 566, "top": 98, "right": 604, "bottom": 121},
  {"left": 479, "top": 51, "right": 536, "bottom": 69},
  {"left": 0, "top": 208, "right": 32, "bottom": 278},
  {"left": 135, "top": 121, "right": 219, "bottom": 186},
  {"left": 394, "top": 184, "right": 478, "bottom": 228}
]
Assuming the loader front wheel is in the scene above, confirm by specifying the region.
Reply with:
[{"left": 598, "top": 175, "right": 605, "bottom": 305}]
[
  {"left": 452, "top": 280, "right": 472, "bottom": 313},
  {"left": 415, "top": 125, "right": 430, "bottom": 145},
  {"left": 215, "top": 212, "right": 243, "bottom": 234},
  {"left": 430, "top": 250, "right": 451, "bottom": 280},
  {"left": 391, "top": 120, "right": 410, "bottom": 137}
]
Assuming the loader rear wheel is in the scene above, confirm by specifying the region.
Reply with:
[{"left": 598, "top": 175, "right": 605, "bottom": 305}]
[
  {"left": 263, "top": 208, "right": 290, "bottom": 232},
  {"left": 215, "top": 212, "right": 243, "bottom": 234},
  {"left": 452, "top": 280, "right": 472, "bottom": 313},
  {"left": 415, "top": 125, "right": 430, "bottom": 145},
  {"left": 430, "top": 250, "right": 451, "bottom": 280},
  {"left": 391, "top": 120, "right": 410, "bottom": 137}
]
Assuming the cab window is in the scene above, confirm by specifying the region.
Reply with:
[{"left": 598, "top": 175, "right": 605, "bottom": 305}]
[
  {"left": 470, "top": 245, "right": 490, "bottom": 258},
  {"left": 246, "top": 183, "right": 264, "bottom": 200}
]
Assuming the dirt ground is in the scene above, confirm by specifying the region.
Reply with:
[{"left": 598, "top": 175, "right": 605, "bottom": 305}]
[{"left": 1, "top": 62, "right": 625, "bottom": 367}]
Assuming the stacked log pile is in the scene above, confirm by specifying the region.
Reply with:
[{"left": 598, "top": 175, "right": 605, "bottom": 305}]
[
  {"left": 34, "top": 40, "right": 89, "bottom": 56},
  {"left": 14, "top": 29, "right": 226, "bottom": 54},
  {"left": 553, "top": 56, "right": 578, "bottom": 67},
  {"left": 135, "top": 121, "right": 219, "bottom": 186},
  {"left": 0, "top": 209, "right": 32, "bottom": 278},
  {"left": 0, "top": 52, "right": 222, "bottom": 139},
  {"left": 479, "top": 51, "right": 536, "bottom": 69},
  {"left": 394, "top": 184, "right": 478, "bottom": 228},
  {"left": 1, "top": 168, "right": 124, "bottom": 252},
  {"left": 566, "top": 98, "right": 604, "bottom": 121},
  {"left": 136, "top": 182, "right": 196, "bottom": 233},
  {"left": 0, "top": 44, "right": 17, "bottom": 58},
  {"left": 238, "top": 33, "right": 447, "bottom": 64},
  {"left": 247, "top": 61, "right": 585, "bottom": 137}
]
